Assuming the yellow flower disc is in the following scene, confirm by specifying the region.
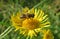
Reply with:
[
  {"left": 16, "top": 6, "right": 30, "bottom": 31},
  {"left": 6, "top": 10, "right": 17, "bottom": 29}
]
[{"left": 22, "top": 18, "right": 39, "bottom": 30}]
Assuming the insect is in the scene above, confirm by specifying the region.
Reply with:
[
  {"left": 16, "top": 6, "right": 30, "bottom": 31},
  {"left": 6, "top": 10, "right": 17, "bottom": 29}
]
[{"left": 20, "top": 13, "right": 34, "bottom": 19}]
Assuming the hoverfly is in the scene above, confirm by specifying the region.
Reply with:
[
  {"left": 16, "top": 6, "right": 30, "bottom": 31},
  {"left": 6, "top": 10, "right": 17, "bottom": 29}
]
[{"left": 20, "top": 13, "right": 34, "bottom": 19}]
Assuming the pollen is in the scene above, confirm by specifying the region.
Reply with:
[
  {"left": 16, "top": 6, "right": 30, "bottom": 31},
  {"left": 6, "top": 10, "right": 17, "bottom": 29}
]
[{"left": 22, "top": 18, "right": 39, "bottom": 30}]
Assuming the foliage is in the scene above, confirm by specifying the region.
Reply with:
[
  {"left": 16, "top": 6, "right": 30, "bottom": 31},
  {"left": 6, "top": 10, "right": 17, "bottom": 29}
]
[{"left": 0, "top": 0, "right": 60, "bottom": 39}]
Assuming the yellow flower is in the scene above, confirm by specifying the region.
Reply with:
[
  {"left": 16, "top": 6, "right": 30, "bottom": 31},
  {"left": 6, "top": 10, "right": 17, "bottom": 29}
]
[
  {"left": 43, "top": 30, "right": 54, "bottom": 39},
  {"left": 11, "top": 7, "right": 50, "bottom": 38}
]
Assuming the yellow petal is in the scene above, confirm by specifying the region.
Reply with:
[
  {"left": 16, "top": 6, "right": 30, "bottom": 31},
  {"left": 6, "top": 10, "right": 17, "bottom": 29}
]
[
  {"left": 43, "top": 30, "right": 54, "bottom": 39},
  {"left": 28, "top": 30, "right": 37, "bottom": 38}
]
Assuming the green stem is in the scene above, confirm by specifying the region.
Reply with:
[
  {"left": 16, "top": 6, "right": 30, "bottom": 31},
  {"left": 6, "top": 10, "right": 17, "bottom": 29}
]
[
  {"left": 15, "top": 0, "right": 18, "bottom": 5},
  {"left": 0, "top": 26, "right": 11, "bottom": 37},
  {"left": 28, "top": 0, "right": 46, "bottom": 12},
  {"left": 26, "top": 36, "right": 29, "bottom": 39},
  {"left": 32, "top": 0, "right": 46, "bottom": 8},
  {"left": 0, "top": 27, "right": 14, "bottom": 39}
]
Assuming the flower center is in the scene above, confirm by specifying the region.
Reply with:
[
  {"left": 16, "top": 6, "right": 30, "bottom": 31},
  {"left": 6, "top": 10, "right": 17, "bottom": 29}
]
[{"left": 22, "top": 18, "right": 39, "bottom": 30}]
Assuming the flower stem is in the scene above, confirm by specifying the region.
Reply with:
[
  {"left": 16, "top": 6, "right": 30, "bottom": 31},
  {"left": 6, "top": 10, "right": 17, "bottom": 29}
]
[
  {"left": 0, "top": 27, "right": 14, "bottom": 39},
  {"left": 26, "top": 36, "right": 29, "bottom": 39},
  {"left": 0, "top": 26, "right": 11, "bottom": 37},
  {"left": 33, "top": 0, "right": 46, "bottom": 8}
]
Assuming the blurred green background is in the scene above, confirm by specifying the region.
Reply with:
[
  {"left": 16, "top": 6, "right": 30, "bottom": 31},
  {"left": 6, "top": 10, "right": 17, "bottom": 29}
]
[{"left": 0, "top": 0, "right": 60, "bottom": 39}]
